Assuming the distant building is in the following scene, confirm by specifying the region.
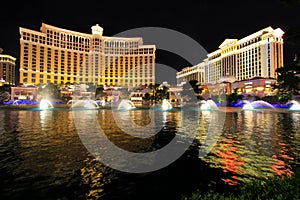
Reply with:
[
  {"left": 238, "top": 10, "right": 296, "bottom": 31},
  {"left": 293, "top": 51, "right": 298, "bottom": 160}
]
[
  {"left": 10, "top": 85, "right": 38, "bottom": 100},
  {"left": 176, "top": 26, "right": 284, "bottom": 96},
  {"left": 176, "top": 63, "right": 205, "bottom": 85},
  {"left": 19, "top": 23, "right": 156, "bottom": 87},
  {"left": 0, "top": 48, "right": 16, "bottom": 86}
]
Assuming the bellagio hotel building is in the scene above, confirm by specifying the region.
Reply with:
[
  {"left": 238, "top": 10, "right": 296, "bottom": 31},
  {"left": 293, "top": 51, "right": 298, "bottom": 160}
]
[
  {"left": 19, "top": 23, "right": 155, "bottom": 87},
  {"left": 177, "top": 26, "right": 284, "bottom": 91}
]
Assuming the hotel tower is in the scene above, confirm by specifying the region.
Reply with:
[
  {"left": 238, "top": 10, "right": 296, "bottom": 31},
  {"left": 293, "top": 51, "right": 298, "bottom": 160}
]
[
  {"left": 177, "top": 26, "right": 284, "bottom": 94},
  {"left": 19, "top": 23, "right": 156, "bottom": 87},
  {"left": 0, "top": 48, "right": 16, "bottom": 85}
]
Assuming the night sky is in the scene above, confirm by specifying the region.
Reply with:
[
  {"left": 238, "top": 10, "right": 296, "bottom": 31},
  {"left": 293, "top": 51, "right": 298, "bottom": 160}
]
[{"left": 0, "top": 0, "right": 299, "bottom": 74}]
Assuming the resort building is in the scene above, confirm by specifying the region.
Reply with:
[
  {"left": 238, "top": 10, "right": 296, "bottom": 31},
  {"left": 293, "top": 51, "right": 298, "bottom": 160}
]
[
  {"left": 19, "top": 23, "right": 156, "bottom": 87},
  {"left": 176, "top": 26, "right": 284, "bottom": 96},
  {"left": 176, "top": 62, "right": 205, "bottom": 85},
  {"left": 0, "top": 48, "right": 16, "bottom": 86}
]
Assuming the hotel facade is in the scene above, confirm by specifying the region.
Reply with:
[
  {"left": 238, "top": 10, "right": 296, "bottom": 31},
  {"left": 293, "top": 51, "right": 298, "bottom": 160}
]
[
  {"left": 0, "top": 49, "right": 16, "bottom": 86},
  {"left": 176, "top": 26, "right": 284, "bottom": 95},
  {"left": 19, "top": 23, "right": 156, "bottom": 87}
]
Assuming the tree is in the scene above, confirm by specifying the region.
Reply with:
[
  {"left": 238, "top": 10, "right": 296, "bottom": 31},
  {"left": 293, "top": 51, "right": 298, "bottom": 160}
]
[
  {"left": 0, "top": 92, "right": 10, "bottom": 104},
  {"left": 43, "top": 83, "right": 61, "bottom": 100},
  {"left": 95, "top": 85, "right": 105, "bottom": 99},
  {"left": 86, "top": 82, "right": 96, "bottom": 93},
  {"left": 156, "top": 85, "right": 169, "bottom": 101},
  {"left": 271, "top": 0, "right": 300, "bottom": 102},
  {"left": 0, "top": 84, "right": 11, "bottom": 93},
  {"left": 181, "top": 82, "right": 196, "bottom": 102},
  {"left": 227, "top": 88, "right": 243, "bottom": 105},
  {"left": 189, "top": 80, "right": 203, "bottom": 99},
  {"left": 273, "top": 59, "right": 300, "bottom": 102},
  {"left": 143, "top": 92, "right": 151, "bottom": 104}
]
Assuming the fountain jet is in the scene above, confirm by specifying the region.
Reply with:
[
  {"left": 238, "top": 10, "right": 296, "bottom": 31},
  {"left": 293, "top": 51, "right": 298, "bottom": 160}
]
[
  {"left": 118, "top": 100, "right": 136, "bottom": 110},
  {"left": 242, "top": 100, "right": 275, "bottom": 110},
  {"left": 39, "top": 99, "right": 54, "bottom": 109},
  {"left": 289, "top": 100, "right": 300, "bottom": 111},
  {"left": 162, "top": 99, "right": 172, "bottom": 110}
]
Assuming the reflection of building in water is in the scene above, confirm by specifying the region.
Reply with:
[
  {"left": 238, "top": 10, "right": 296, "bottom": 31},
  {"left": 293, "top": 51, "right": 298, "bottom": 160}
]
[
  {"left": 240, "top": 111, "right": 294, "bottom": 179},
  {"left": 271, "top": 155, "right": 293, "bottom": 178},
  {"left": 19, "top": 23, "right": 156, "bottom": 87},
  {"left": 270, "top": 113, "right": 295, "bottom": 178},
  {"left": 215, "top": 139, "right": 244, "bottom": 186},
  {"left": 177, "top": 26, "right": 284, "bottom": 97}
]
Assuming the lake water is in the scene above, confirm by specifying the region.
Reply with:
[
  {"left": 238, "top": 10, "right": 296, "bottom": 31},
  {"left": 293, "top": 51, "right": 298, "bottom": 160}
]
[{"left": 0, "top": 107, "right": 299, "bottom": 199}]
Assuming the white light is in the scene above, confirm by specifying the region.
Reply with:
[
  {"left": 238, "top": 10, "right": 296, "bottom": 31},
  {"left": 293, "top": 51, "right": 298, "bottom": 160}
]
[
  {"left": 39, "top": 99, "right": 53, "bottom": 109},
  {"left": 162, "top": 99, "right": 172, "bottom": 110},
  {"left": 274, "top": 28, "right": 284, "bottom": 38},
  {"left": 243, "top": 104, "right": 254, "bottom": 110}
]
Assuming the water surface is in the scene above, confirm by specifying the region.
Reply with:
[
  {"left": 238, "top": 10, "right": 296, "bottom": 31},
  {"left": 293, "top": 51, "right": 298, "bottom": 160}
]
[{"left": 0, "top": 108, "right": 299, "bottom": 199}]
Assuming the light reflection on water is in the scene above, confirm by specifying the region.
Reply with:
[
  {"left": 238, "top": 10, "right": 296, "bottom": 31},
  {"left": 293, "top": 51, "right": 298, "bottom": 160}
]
[
  {"left": 0, "top": 108, "right": 299, "bottom": 199},
  {"left": 200, "top": 110, "right": 300, "bottom": 186}
]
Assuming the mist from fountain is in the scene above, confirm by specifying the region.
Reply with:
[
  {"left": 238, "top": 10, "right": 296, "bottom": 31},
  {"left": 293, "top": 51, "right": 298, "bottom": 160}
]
[
  {"left": 242, "top": 100, "right": 275, "bottom": 110},
  {"left": 162, "top": 99, "right": 172, "bottom": 110},
  {"left": 200, "top": 99, "right": 218, "bottom": 110},
  {"left": 39, "top": 99, "right": 54, "bottom": 109},
  {"left": 117, "top": 99, "right": 136, "bottom": 110},
  {"left": 71, "top": 100, "right": 99, "bottom": 109},
  {"left": 289, "top": 100, "right": 300, "bottom": 111}
]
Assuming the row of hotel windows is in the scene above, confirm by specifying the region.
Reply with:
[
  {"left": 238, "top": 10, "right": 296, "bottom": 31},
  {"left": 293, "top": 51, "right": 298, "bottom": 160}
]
[
  {"left": 22, "top": 74, "right": 153, "bottom": 85},
  {"left": 22, "top": 43, "right": 154, "bottom": 67},
  {"left": 1, "top": 64, "right": 15, "bottom": 80},
  {"left": 22, "top": 31, "right": 153, "bottom": 54},
  {"left": 22, "top": 32, "right": 90, "bottom": 52},
  {"left": 182, "top": 68, "right": 264, "bottom": 84},
  {"left": 237, "top": 37, "right": 262, "bottom": 49},
  {"left": 0, "top": 57, "right": 15, "bottom": 63},
  {"left": 23, "top": 48, "right": 154, "bottom": 68},
  {"left": 209, "top": 40, "right": 278, "bottom": 60},
  {"left": 46, "top": 29, "right": 141, "bottom": 48},
  {"left": 210, "top": 46, "right": 263, "bottom": 61}
]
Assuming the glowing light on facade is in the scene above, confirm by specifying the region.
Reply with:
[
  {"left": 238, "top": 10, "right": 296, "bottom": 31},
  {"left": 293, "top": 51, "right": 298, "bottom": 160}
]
[
  {"left": 19, "top": 23, "right": 156, "bottom": 87},
  {"left": 176, "top": 27, "right": 284, "bottom": 93},
  {"left": 0, "top": 52, "right": 16, "bottom": 85}
]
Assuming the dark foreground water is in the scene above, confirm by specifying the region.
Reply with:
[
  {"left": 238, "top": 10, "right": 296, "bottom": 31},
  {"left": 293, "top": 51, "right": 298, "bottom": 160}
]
[{"left": 0, "top": 108, "right": 299, "bottom": 199}]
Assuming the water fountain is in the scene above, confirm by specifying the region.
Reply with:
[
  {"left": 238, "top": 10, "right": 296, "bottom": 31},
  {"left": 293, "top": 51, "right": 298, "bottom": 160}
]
[
  {"left": 5, "top": 99, "right": 38, "bottom": 105},
  {"left": 71, "top": 100, "right": 99, "bottom": 109},
  {"left": 161, "top": 99, "right": 172, "bottom": 110},
  {"left": 117, "top": 99, "right": 136, "bottom": 110},
  {"left": 242, "top": 100, "right": 275, "bottom": 110},
  {"left": 39, "top": 99, "right": 54, "bottom": 109},
  {"left": 200, "top": 99, "right": 218, "bottom": 110},
  {"left": 67, "top": 100, "right": 74, "bottom": 105},
  {"left": 96, "top": 100, "right": 106, "bottom": 106},
  {"left": 13, "top": 100, "right": 20, "bottom": 105},
  {"left": 289, "top": 100, "right": 300, "bottom": 111}
]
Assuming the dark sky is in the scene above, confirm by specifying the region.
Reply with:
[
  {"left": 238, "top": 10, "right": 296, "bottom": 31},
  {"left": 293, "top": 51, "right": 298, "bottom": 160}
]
[{"left": 0, "top": 0, "right": 299, "bottom": 72}]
